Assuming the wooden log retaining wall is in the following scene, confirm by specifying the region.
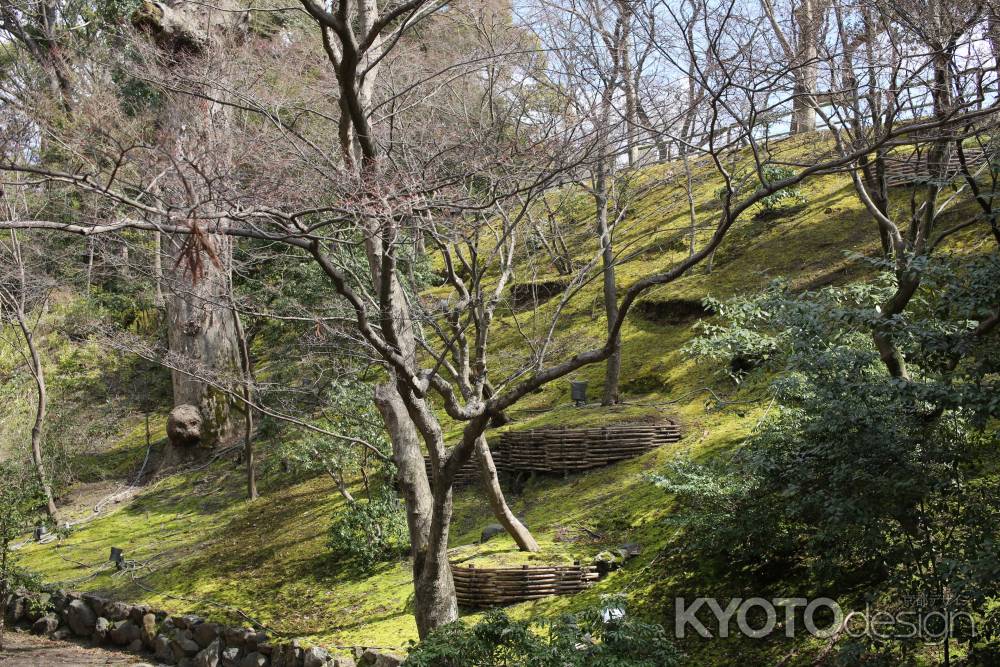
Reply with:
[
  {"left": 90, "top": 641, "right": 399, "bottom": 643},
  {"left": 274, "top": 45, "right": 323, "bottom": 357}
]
[{"left": 452, "top": 562, "right": 600, "bottom": 608}]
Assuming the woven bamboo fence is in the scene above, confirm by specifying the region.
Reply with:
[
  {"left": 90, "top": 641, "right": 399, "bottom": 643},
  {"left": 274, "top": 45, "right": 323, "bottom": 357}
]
[
  {"left": 884, "top": 148, "right": 986, "bottom": 187},
  {"left": 423, "top": 421, "right": 681, "bottom": 485},
  {"left": 494, "top": 421, "right": 681, "bottom": 473},
  {"left": 452, "top": 562, "right": 600, "bottom": 608},
  {"left": 424, "top": 456, "right": 480, "bottom": 487}
]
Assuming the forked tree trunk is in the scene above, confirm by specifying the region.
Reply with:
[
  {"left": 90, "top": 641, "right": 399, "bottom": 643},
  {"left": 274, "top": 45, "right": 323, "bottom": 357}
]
[{"left": 373, "top": 382, "right": 458, "bottom": 638}]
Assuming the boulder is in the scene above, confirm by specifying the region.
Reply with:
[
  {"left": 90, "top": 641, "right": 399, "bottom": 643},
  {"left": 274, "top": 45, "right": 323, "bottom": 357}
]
[
  {"left": 94, "top": 617, "right": 111, "bottom": 643},
  {"left": 110, "top": 619, "right": 142, "bottom": 646},
  {"left": 223, "top": 626, "right": 251, "bottom": 649},
  {"left": 51, "top": 590, "right": 71, "bottom": 614},
  {"left": 246, "top": 632, "right": 266, "bottom": 653},
  {"left": 193, "top": 621, "right": 220, "bottom": 648},
  {"left": 82, "top": 593, "right": 108, "bottom": 618},
  {"left": 5, "top": 594, "right": 26, "bottom": 624},
  {"left": 221, "top": 646, "right": 243, "bottom": 667},
  {"left": 358, "top": 649, "right": 403, "bottom": 667},
  {"left": 141, "top": 613, "right": 158, "bottom": 649},
  {"left": 129, "top": 604, "right": 153, "bottom": 624},
  {"left": 174, "top": 614, "right": 205, "bottom": 630},
  {"left": 172, "top": 634, "right": 202, "bottom": 662},
  {"left": 303, "top": 647, "right": 330, "bottom": 667},
  {"left": 31, "top": 613, "right": 59, "bottom": 635},
  {"left": 240, "top": 652, "right": 268, "bottom": 667},
  {"left": 129, "top": 639, "right": 145, "bottom": 653},
  {"left": 154, "top": 634, "right": 177, "bottom": 664},
  {"left": 168, "top": 404, "right": 203, "bottom": 446},
  {"left": 52, "top": 627, "right": 73, "bottom": 641},
  {"left": 104, "top": 600, "right": 132, "bottom": 622},
  {"left": 67, "top": 599, "right": 97, "bottom": 637},
  {"left": 333, "top": 659, "right": 356, "bottom": 667},
  {"left": 480, "top": 523, "right": 505, "bottom": 543},
  {"left": 194, "top": 638, "right": 222, "bottom": 667}
]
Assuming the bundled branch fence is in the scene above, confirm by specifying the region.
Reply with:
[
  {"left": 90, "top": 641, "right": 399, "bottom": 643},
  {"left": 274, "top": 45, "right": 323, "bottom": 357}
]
[
  {"left": 451, "top": 562, "right": 600, "bottom": 608},
  {"left": 884, "top": 147, "right": 989, "bottom": 187},
  {"left": 424, "top": 456, "right": 480, "bottom": 487},
  {"left": 494, "top": 421, "right": 681, "bottom": 474},
  {"left": 424, "top": 420, "right": 682, "bottom": 486}
]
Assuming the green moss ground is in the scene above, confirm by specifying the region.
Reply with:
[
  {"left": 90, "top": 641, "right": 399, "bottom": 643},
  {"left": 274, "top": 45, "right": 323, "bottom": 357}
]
[{"left": 10, "top": 137, "right": 989, "bottom": 664}]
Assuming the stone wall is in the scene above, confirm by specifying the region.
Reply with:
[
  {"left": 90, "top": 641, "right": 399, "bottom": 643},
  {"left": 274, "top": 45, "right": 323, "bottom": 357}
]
[{"left": 2, "top": 587, "right": 404, "bottom": 667}]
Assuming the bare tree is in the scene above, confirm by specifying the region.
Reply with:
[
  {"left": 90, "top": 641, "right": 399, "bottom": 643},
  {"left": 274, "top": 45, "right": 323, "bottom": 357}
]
[
  {"left": 761, "top": 0, "right": 832, "bottom": 133},
  {"left": 0, "top": 222, "right": 58, "bottom": 522},
  {"left": 3, "top": 0, "right": 997, "bottom": 638}
]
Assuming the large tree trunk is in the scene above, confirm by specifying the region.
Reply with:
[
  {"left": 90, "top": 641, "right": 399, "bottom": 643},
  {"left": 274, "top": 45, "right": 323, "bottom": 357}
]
[
  {"left": 142, "top": 0, "right": 248, "bottom": 456},
  {"left": 164, "top": 233, "right": 243, "bottom": 449},
  {"left": 373, "top": 382, "right": 458, "bottom": 638},
  {"left": 414, "top": 492, "right": 458, "bottom": 638},
  {"left": 789, "top": 1, "right": 821, "bottom": 134}
]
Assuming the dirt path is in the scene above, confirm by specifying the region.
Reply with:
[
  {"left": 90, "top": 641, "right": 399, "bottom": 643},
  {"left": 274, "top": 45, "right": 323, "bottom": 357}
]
[{"left": 0, "top": 631, "right": 151, "bottom": 666}]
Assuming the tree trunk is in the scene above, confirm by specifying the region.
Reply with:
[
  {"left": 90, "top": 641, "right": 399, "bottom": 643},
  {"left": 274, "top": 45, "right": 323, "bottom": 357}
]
[
  {"left": 164, "top": 232, "right": 243, "bottom": 450},
  {"left": 16, "top": 310, "right": 59, "bottom": 522},
  {"left": 412, "top": 500, "right": 458, "bottom": 638},
  {"left": 474, "top": 435, "right": 539, "bottom": 551},
  {"left": 373, "top": 382, "right": 458, "bottom": 638},
  {"left": 789, "top": 1, "right": 820, "bottom": 134},
  {"left": 790, "top": 77, "right": 818, "bottom": 133},
  {"left": 231, "top": 291, "right": 256, "bottom": 501},
  {"left": 0, "top": 548, "right": 7, "bottom": 650},
  {"left": 595, "top": 161, "right": 621, "bottom": 406},
  {"left": 153, "top": 230, "right": 164, "bottom": 307}
]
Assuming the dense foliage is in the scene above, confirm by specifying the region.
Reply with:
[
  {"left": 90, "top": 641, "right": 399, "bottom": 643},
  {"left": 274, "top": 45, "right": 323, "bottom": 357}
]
[
  {"left": 404, "top": 596, "right": 681, "bottom": 667},
  {"left": 0, "top": 460, "right": 42, "bottom": 648},
  {"left": 657, "top": 254, "right": 1000, "bottom": 662},
  {"left": 328, "top": 486, "right": 410, "bottom": 573}
]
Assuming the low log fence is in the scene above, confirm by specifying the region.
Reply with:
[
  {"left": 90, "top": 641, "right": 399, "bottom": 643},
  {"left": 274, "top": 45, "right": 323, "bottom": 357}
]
[{"left": 451, "top": 562, "right": 600, "bottom": 608}]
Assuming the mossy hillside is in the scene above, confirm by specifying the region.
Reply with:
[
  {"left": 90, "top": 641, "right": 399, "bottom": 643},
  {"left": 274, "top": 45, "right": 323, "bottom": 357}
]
[
  {"left": 0, "top": 293, "right": 171, "bottom": 493},
  {"left": 13, "top": 137, "right": 990, "bottom": 661}
]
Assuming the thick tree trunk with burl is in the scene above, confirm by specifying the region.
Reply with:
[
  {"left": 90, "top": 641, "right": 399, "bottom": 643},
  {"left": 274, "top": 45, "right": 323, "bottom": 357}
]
[
  {"left": 135, "top": 0, "right": 249, "bottom": 458},
  {"left": 164, "top": 233, "right": 244, "bottom": 452}
]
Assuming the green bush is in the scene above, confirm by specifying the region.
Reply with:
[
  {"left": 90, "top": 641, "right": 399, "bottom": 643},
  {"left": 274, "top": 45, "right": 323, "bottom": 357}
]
[
  {"left": 664, "top": 256, "right": 1000, "bottom": 661},
  {"left": 404, "top": 596, "right": 681, "bottom": 667},
  {"left": 328, "top": 488, "right": 409, "bottom": 572},
  {"left": 716, "top": 164, "right": 806, "bottom": 217}
]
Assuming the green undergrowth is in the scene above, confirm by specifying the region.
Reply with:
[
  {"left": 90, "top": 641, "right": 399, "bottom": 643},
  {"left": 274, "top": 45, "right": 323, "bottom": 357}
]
[{"left": 11, "top": 136, "right": 991, "bottom": 661}]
